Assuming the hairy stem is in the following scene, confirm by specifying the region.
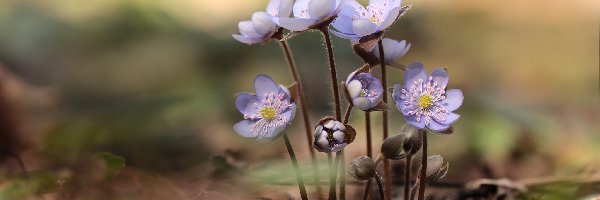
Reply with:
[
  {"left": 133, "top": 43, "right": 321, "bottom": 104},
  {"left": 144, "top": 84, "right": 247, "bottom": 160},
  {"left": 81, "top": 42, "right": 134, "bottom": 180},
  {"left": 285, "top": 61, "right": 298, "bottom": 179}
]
[
  {"left": 405, "top": 155, "right": 413, "bottom": 200},
  {"left": 378, "top": 39, "right": 392, "bottom": 200},
  {"left": 319, "top": 28, "right": 342, "bottom": 121},
  {"left": 283, "top": 133, "right": 308, "bottom": 200},
  {"left": 362, "top": 112, "right": 373, "bottom": 199},
  {"left": 418, "top": 132, "right": 428, "bottom": 200},
  {"left": 343, "top": 105, "right": 353, "bottom": 124},
  {"left": 329, "top": 152, "right": 342, "bottom": 200},
  {"left": 362, "top": 179, "right": 372, "bottom": 200},
  {"left": 279, "top": 40, "right": 322, "bottom": 200},
  {"left": 374, "top": 172, "right": 386, "bottom": 200},
  {"left": 339, "top": 151, "right": 345, "bottom": 200}
]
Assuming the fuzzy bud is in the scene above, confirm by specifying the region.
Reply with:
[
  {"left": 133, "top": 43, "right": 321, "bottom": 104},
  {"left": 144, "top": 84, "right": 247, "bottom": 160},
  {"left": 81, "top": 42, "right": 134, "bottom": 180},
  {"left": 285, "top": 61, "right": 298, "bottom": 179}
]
[
  {"left": 313, "top": 117, "right": 356, "bottom": 152},
  {"left": 425, "top": 155, "right": 449, "bottom": 183},
  {"left": 402, "top": 126, "right": 423, "bottom": 155},
  {"left": 380, "top": 134, "right": 405, "bottom": 160},
  {"left": 349, "top": 156, "right": 375, "bottom": 181}
]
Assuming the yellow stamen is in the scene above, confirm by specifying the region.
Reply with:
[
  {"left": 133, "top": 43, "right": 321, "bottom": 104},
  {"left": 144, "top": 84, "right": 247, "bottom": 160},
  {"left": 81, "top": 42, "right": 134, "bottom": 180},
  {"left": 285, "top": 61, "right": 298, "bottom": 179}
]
[
  {"left": 418, "top": 95, "right": 433, "bottom": 109},
  {"left": 260, "top": 107, "right": 276, "bottom": 120}
]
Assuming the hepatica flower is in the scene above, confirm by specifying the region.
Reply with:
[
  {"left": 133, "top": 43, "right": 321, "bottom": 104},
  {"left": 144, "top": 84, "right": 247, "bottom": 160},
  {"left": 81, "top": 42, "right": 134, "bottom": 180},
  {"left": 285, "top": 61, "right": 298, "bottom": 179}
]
[
  {"left": 313, "top": 117, "right": 356, "bottom": 152},
  {"left": 345, "top": 72, "right": 384, "bottom": 111},
  {"left": 233, "top": 0, "right": 293, "bottom": 44},
  {"left": 373, "top": 38, "right": 411, "bottom": 64},
  {"left": 392, "top": 62, "right": 463, "bottom": 132},
  {"left": 234, "top": 75, "right": 296, "bottom": 140},
  {"left": 331, "top": 0, "right": 405, "bottom": 39},
  {"left": 274, "top": 0, "right": 345, "bottom": 31}
]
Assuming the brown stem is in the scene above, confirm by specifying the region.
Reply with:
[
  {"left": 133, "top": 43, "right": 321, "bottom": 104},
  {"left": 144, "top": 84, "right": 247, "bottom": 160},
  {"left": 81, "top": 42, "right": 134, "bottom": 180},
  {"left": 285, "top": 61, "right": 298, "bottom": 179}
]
[
  {"left": 13, "top": 154, "right": 29, "bottom": 179},
  {"left": 319, "top": 28, "right": 342, "bottom": 121},
  {"left": 405, "top": 155, "right": 413, "bottom": 200},
  {"left": 343, "top": 105, "right": 353, "bottom": 124},
  {"left": 339, "top": 151, "right": 346, "bottom": 200},
  {"left": 283, "top": 133, "right": 308, "bottom": 200},
  {"left": 418, "top": 132, "right": 428, "bottom": 200},
  {"left": 362, "top": 112, "right": 373, "bottom": 199},
  {"left": 378, "top": 39, "right": 392, "bottom": 200},
  {"left": 278, "top": 40, "right": 322, "bottom": 200},
  {"left": 362, "top": 179, "right": 373, "bottom": 200},
  {"left": 374, "top": 172, "right": 386, "bottom": 200}
]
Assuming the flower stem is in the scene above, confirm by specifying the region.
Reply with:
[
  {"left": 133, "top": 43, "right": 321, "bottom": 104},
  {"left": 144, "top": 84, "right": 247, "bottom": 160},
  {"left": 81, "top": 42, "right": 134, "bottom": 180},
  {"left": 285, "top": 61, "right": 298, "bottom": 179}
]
[
  {"left": 374, "top": 172, "right": 386, "bottom": 200},
  {"left": 339, "top": 151, "right": 345, "bottom": 200},
  {"left": 328, "top": 152, "right": 341, "bottom": 200},
  {"left": 13, "top": 154, "right": 29, "bottom": 179},
  {"left": 418, "top": 132, "right": 428, "bottom": 200},
  {"left": 343, "top": 105, "right": 353, "bottom": 124},
  {"left": 362, "top": 111, "right": 373, "bottom": 199},
  {"left": 377, "top": 39, "right": 392, "bottom": 200},
  {"left": 404, "top": 155, "right": 413, "bottom": 200},
  {"left": 319, "top": 28, "right": 342, "bottom": 121},
  {"left": 283, "top": 133, "right": 308, "bottom": 200},
  {"left": 278, "top": 40, "right": 322, "bottom": 200}
]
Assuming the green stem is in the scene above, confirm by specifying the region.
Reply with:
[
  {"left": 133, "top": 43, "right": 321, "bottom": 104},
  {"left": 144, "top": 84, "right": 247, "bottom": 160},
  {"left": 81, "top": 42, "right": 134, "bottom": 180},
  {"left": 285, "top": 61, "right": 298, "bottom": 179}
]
[{"left": 283, "top": 133, "right": 308, "bottom": 200}]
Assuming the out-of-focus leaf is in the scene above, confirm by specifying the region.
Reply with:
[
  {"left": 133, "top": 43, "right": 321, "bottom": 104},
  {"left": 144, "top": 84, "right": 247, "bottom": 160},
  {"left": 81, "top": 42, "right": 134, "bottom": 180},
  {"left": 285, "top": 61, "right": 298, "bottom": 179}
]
[{"left": 95, "top": 152, "right": 126, "bottom": 179}]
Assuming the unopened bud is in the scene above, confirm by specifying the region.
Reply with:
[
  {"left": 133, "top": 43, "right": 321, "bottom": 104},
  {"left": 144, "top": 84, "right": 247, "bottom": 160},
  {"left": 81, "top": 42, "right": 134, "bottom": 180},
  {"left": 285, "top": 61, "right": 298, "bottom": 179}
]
[
  {"left": 403, "top": 126, "right": 423, "bottom": 155},
  {"left": 349, "top": 156, "right": 375, "bottom": 181},
  {"left": 380, "top": 134, "right": 405, "bottom": 160},
  {"left": 425, "top": 155, "right": 449, "bottom": 183}
]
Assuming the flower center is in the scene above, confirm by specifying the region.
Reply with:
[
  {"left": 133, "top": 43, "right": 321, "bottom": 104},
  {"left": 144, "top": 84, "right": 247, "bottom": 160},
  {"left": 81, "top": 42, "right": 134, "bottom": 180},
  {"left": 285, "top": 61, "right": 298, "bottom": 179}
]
[
  {"left": 418, "top": 95, "right": 434, "bottom": 109},
  {"left": 260, "top": 107, "right": 277, "bottom": 120},
  {"left": 370, "top": 15, "right": 380, "bottom": 25},
  {"left": 359, "top": 89, "right": 368, "bottom": 97}
]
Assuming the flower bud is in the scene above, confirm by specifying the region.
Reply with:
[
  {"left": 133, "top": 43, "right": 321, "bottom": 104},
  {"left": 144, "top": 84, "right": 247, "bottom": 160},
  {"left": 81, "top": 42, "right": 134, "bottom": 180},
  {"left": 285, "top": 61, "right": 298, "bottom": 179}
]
[
  {"left": 425, "top": 155, "right": 449, "bottom": 183},
  {"left": 349, "top": 156, "right": 375, "bottom": 181},
  {"left": 380, "top": 134, "right": 405, "bottom": 160},
  {"left": 402, "top": 126, "right": 423, "bottom": 155},
  {"left": 313, "top": 117, "right": 356, "bottom": 152}
]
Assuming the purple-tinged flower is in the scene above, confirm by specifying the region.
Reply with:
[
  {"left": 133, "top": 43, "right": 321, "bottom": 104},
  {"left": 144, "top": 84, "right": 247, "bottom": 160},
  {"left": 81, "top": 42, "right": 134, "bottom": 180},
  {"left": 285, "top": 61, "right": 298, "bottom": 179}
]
[
  {"left": 391, "top": 62, "right": 463, "bottom": 132},
  {"left": 232, "top": 0, "right": 294, "bottom": 44},
  {"left": 345, "top": 71, "right": 384, "bottom": 111},
  {"left": 331, "top": 0, "right": 407, "bottom": 39},
  {"left": 234, "top": 75, "right": 296, "bottom": 140},
  {"left": 274, "top": 0, "right": 345, "bottom": 31},
  {"left": 313, "top": 117, "right": 356, "bottom": 152},
  {"left": 373, "top": 38, "right": 410, "bottom": 64}
]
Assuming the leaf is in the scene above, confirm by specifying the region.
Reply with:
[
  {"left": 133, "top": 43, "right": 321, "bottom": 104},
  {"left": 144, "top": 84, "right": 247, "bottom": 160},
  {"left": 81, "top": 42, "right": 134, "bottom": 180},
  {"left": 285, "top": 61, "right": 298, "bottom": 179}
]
[{"left": 95, "top": 152, "right": 126, "bottom": 179}]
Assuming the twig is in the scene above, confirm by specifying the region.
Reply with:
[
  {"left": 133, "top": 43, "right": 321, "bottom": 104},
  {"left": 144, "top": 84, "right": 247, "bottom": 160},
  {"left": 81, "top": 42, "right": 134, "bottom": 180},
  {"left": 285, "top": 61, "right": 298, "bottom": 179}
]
[
  {"left": 377, "top": 39, "right": 392, "bottom": 200},
  {"left": 283, "top": 133, "right": 308, "bottom": 200}
]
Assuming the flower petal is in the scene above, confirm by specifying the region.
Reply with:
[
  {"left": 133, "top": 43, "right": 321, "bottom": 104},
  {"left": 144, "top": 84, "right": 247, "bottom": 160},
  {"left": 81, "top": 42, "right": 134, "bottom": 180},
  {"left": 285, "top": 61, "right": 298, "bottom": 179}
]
[
  {"left": 440, "top": 89, "right": 463, "bottom": 112},
  {"left": 308, "top": 0, "right": 336, "bottom": 20},
  {"left": 275, "top": 18, "right": 316, "bottom": 31},
  {"left": 347, "top": 80, "right": 363, "bottom": 98},
  {"left": 437, "top": 112, "right": 459, "bottom": 125},
  {"left": 267, "top": 0, "right": 294, "bottom": 17},
  {"left": 280, "top": 103, "right": 297, "bottom": 124},
  {"left": 404, "top": 61, "right": 428, "bottom": 88},
  {"left": 378, "top": 6, "right": 400, "bottom": 30},
  {"left": 405, "top": 114, "right": 425, "bottom": 129},
  {"left": 293, "top": 0, "right": 310, "bottom": 18},
  {"left": 352, "top": 18, "right": 378, "bottom": 36},
  {"left": 235, "top": 92, "right": 260, "bottom": 115},
  {"left": 394, "top": 40, "right": 410, "bottom": 59},
  {"left": 234, "top": 120, "right": 257, "bottom": 138},
  {"left": 330, "top": 28, "right": 360, "bottom": 40},
  {"left": 427, "top": 120, "right": 450, "bottom": 132},
  {"left": 331, "top": 14, "right": 354, "bottom": 34},
  {"left": 238, "top": 21, "right": 260, "bottom": 37},
  {"left": 339, "top": 0, "right": 364, "bottom": 17},
  {"left": 252, "top": 12, "right": 277, "bottom": 35},
  {"left": 431, "top": 68, "right": 449, "bottom": 89},
  {"left": 353, "top": 97, "right": 372, "bottom": 110},
  {"left": 232, "top": 34, "right": 265, "bottom": 44},
  {"left": 254, "top": 74, "right": 280, "bottom": 100},
  {"left": 391, "top": 84, "right": 404, "bottom": 103}
]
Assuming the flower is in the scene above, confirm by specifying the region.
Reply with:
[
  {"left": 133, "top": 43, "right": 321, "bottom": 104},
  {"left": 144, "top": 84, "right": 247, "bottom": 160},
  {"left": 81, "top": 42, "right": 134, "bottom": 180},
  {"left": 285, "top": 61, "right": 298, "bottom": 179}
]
[
  {"left": 330, "top": 0, "right": 406, "bottom": 39},
  {"left": 234, "top": 75, "right": 296, "bottom": 140},
  {"left": 392, "top": 62, "right": 463, "bottom": 132},
  {"left": 232, "top": 0, "right": 294, "bottom": 44},
  {"left": 313, "top": 117, "right": 356, "bottom": 152},
  {"left": 274, "top": 0, "right": 345, "bottom": 31},
  {"left": 373, "top": 38, "right": 410, "bottom": 64},
  {"left": 345, "top": 71, "right": 384, "bottom": 111}
]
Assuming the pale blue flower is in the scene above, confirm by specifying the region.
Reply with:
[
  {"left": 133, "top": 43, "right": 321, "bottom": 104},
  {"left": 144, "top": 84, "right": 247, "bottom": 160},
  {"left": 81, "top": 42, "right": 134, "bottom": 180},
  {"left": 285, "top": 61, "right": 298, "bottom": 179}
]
[
  {"left": 331, "top": 0, "right": 406, "bottom": 39},
  {"left": 373, "top": 38, "right": 410, "bottom": 64},
  {"left": 274, "top": 0, "right": 345, "bottom": 31},
  {"left": 345, "top": 72, "right": 384, "bottom": 111},
  {"left": 392, "top": 62, "right": 463, "bottom": 132},
  {"left": 233, "top": 0, "right": 294, "bottom": 44},
  {"left": 313, "top": 117, "right": 356, "bottom": 152},
  {"left": 234, "top": 75, "right": 296, "bottom": 140}
]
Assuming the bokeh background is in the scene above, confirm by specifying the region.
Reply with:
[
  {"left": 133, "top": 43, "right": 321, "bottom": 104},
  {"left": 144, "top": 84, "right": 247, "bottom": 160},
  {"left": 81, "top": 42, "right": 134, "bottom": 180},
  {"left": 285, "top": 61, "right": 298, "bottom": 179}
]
[{"left": 0, "top": 0, "right": 598, "bottom": 199}]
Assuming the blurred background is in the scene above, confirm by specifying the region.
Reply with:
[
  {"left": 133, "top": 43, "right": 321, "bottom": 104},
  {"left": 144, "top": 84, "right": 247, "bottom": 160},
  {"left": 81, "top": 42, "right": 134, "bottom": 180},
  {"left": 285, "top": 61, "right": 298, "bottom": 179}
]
[{"left": 0, "top": 0, "right": 598, "bottom": 199}]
